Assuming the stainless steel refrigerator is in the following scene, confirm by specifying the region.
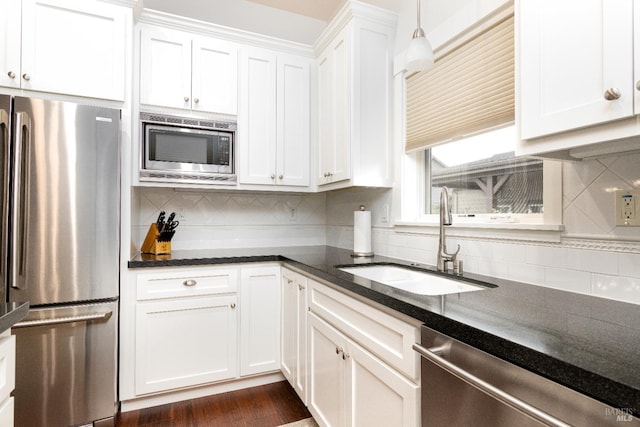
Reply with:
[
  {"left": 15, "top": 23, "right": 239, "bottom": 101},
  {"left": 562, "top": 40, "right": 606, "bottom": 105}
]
[{"left": 0, "top": 95, "right": 120, "bottom": 427}]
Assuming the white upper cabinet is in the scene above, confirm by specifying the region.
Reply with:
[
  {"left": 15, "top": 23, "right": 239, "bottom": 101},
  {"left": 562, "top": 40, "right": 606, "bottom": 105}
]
[
  {"left": 0, "top": 0, "right": 21, "bottom": 90},
  {"left": 318, "top": 26, "right": 351, "bottom": 186},
  {"left": 517, "top": 0, "right": 640, "bottom": 158},
  {"left": 238, "top": 47, "right": 311, "bottom": 187},
  {"left": 316, "top": 3, "right": 396, "bottom": 190},
  {"left": 1, "top": 0, "right": 127, "bottom": 100},
  {"left": 140, "top": 25, "right": 238, "bottom": 115}
]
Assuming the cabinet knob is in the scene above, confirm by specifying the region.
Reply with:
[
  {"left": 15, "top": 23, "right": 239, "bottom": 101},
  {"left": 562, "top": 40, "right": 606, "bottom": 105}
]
[
  {"left": 194, "top": 98, "right": 199, "bottom": 104},
  {"left": 298, "top": 284, "right": 304, "bottom": 291},
  {"left": 604, "top": 87, "right": 621, "bottom": 101},
  {"left": 184, "top": 96, "right": 190, "bottom": 102},
  {"left": 22, "top": 73, "right": 30, "bottom": 81},
  {"left": 342, "top": 352, "right": 350, "bottom": 360},
  {"left": 636, "top": 81, "right": 640, "bottom": 91},
  {"left": 279, "top": 174, "right": 283, "bottom": 180},
  {"left": 335, "top": 346, "right": 343, "bottom": 355},
  {"left": 182, "top": 279, "right": 197, "bottom": 286},
  {"left": 287, "top": 279, "right": 293, "bottom": 284},
  {"left": 230, "top": 303, "right": 236, "bottom": 309},
  {"left": 7, "top": 71, "right": 15, "bottom": 79},
  {"left": 270, "top": 174, "right": 276, "bottom": 180}
]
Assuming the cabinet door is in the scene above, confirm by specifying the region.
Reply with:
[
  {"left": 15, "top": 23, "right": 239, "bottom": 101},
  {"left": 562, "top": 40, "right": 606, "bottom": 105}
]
[
  {"left": 281, "top": 270, "right": 297, "bottom": 383},
  {"left": 0, "top": 0, "right": 21, "bottom": 89},
  {"left": 135, "top": 295, "right": 238, "bottom": 395},
  {"left": 238, "top": 47, "right": 278, "bottom": 185},
  {"left": 240, "top": 266, "right": 281, "bottom": 376},
  {"left": 140, "top": 26, "right": 192, "bottom": 110},
  {"left": 519, "top": 0, "right": 634, "bottom": 139},
  {"left": 277, "top": 55, "right": 311, "bottom": 187},
  {"left": 308, "top": 313, "right": 347, "bottom": 427},
  {"left": 282, "top": 269, "right": 308, "bottom": 402},
  {"left": 347, "top": 341, "right": 419, "bottom": 427},
  {"left": 293, "top": 274, "right": 308, "bottom": 402},
  {"left": 21, "top": 0, "right": 126, "bottom": 100},
  {"left": 318, "top": 28, "right": 351, "bottom": 185},
  {"left": 0, "top": 396, "right": 13, "bottom": 427},
  {"left": 192, "top": 37, "right": 238, "bottom": 115}
]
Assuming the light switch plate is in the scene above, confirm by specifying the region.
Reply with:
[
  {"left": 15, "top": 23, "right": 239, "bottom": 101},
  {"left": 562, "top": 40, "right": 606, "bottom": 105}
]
[{"left": 615, "top": 189, "right": 640, "bottom": 226}]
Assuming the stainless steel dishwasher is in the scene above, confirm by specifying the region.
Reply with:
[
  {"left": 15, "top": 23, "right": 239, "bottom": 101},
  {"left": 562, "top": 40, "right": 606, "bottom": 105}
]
[{"left": 414, "top": 326, "right": 638, "bottom": 427}]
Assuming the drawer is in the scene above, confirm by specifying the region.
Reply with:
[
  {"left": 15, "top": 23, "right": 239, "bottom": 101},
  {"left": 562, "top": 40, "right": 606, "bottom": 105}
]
[
  {"left": 308, "top": 280, "right": 419, "bottom": 382},
  {"left": 0, "top": 332, "right": 16, "bottom": 402},
  {"left": 137, "top": 267, "right": 238, "bottom": 301}
]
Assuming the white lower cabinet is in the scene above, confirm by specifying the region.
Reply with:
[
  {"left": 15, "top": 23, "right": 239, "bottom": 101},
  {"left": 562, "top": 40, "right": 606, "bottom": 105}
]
[
  {"left": 306, "top": 279, "right": 420, "bottom": 427},
  {"left": 309, "top": 313, "right": 419, "bottom": 427},
  {"left": 240, "top": 266, "right": 281, "bottom": 376},
  {"left": 281, "top": 268, "right": 308, "bottom": 403},
  {"left": 126, "top": 262, "right": 419, "bottom": 425},
  {"left": 131, "top": 264, "right": 281, "bottom": 399},
  {"left": 0, "top": 331, "right": 15, "bottom": 427},
  {"left": 135, "top": 294, "right": 238, "bottom": 395}
]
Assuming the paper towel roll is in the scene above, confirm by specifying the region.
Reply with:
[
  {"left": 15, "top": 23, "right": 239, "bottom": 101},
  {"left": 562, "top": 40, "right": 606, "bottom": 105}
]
[{"left": 353, "top": 209, "right": 373, "bottom": 256}]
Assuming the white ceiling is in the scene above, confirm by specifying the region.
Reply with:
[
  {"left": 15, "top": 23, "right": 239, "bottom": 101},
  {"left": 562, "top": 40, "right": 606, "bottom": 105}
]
[{"left": 246, "top": 0, "right": 401, "bottom": 21}]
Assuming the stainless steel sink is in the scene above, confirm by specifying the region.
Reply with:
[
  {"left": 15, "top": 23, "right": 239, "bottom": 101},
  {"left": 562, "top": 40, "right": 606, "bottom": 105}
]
[{"left": 339, "top": 265, "right": 488, "bottom": 296}]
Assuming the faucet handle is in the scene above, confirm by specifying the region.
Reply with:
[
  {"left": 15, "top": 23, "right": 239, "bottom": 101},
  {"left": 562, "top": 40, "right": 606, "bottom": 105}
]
[{"left": 447, "top": 244, "right": 461, "bottom": 260}]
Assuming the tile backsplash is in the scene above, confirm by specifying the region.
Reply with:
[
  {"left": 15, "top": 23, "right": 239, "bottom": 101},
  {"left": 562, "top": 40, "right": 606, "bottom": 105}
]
[
  {"left": 325, "top": 153, "right": 640, "bottom": 305},
  {"left": 132, "top": 188, "right": 326, "bottom": 250},
  {"left": 131, "top": 152, "right": 640, "bottom": 305}
]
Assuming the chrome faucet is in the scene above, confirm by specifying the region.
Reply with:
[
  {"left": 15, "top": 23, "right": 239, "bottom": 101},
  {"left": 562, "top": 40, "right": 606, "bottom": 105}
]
[{"left": 437, "top": 187, "right": 461, "bottom": 272}]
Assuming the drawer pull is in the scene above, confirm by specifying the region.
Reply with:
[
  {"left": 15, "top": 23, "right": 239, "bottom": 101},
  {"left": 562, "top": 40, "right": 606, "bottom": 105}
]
[{"left": 183, "top": 279, "right": 197, "bottom": 287}]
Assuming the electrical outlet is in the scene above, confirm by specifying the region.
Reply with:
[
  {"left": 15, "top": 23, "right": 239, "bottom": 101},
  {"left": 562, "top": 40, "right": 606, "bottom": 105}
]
[
  {"left": 615, "top": 189, "right": 640, "bottom": 226},
  {"left": 289, "top": 207, "right": 297, "bottom": 221},
  {"left": 381, "top": 204, "right": 389, "bottom": 223}
]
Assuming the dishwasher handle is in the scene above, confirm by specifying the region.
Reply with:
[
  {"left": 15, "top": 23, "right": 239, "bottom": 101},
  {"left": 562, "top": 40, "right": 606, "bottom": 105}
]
[
  {"left": 13, "top": 311, "right": 112, "bottom": 328},
  {"left": 413, "top": 343, "right": 572, "bottom": 427}
]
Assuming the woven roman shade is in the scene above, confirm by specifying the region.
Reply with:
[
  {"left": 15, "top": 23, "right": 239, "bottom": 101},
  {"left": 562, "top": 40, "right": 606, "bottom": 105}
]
[{"left": 406, "top": 14, "right": 515, "bottom": 152}]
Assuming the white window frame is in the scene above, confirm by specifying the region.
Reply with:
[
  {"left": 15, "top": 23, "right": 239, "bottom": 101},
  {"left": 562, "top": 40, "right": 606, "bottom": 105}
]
[{"left": 392, "top": 30, "right": 563, "bottom": 242}]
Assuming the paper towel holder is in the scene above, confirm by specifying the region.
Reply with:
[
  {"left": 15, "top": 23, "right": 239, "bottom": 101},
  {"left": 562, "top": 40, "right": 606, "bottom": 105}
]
[{"left": 352, "top": 205, "right": 374, "bottom": 258}]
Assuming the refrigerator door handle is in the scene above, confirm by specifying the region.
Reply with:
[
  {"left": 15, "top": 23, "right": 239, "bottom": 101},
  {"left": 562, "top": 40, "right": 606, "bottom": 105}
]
[
  {"left": 13, "top": 311, "right": 113, "bottom": 328},
  {"left": 1, "top": 107, "right": 9, "bottom": 284},
  {"left": 10, "top": 111, "right": 30, "bottom": 290}
]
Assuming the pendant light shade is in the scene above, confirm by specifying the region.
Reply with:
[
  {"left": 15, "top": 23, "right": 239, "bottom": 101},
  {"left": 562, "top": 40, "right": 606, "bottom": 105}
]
[{"left": 405, "top": 0, "right": 434, "bottom": 73}]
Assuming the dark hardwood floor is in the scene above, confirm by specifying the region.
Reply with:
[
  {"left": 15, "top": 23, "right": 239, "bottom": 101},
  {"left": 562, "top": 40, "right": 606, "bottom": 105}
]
[{"left": 116, "top": 381, "right": 312, "bottom": 427}]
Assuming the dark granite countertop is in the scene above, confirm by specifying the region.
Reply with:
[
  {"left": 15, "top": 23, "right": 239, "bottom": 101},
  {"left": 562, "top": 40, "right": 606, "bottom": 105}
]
[
  {"left": 130, "top": 245, "right": 640, "bottom": 414},
  {"left": 0, "top": 301, "right": 29, "bottom": 334}
]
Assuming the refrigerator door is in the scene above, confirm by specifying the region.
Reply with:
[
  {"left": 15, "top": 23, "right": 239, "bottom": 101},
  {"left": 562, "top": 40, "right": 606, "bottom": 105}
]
[
  {"left": 12, "top": 301, "right": 118, "bottom": 427},
  {"left": 0, "top": 95, "right": 10, "bottom": 304},
  {"left": 9, "top": 97, "right": 120, "bottom": 305}
]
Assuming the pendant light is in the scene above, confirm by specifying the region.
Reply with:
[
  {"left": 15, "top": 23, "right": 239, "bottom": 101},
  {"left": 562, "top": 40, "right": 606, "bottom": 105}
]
[{"left": 405, "top": 0, "right": 434, "bottom": 73}]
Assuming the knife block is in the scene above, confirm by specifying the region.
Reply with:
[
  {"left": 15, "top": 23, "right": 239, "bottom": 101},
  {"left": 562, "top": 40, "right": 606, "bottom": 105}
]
[{"left": 141, "top": 223, "right": 172, "bottom": 255}]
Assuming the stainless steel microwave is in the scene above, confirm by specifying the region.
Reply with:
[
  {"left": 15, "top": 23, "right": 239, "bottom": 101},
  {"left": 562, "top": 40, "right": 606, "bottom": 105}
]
[{"left": 140, "top": 112, "right": 237, "bottom": 185}]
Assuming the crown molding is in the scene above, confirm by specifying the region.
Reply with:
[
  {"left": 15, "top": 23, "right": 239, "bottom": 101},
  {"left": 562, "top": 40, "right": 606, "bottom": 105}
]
[
  {"left": 136, "top": 9, "right": 314, "bottom": 58},
  {"left": 313, "top": 0, "right": 397, "bottom": 55}
]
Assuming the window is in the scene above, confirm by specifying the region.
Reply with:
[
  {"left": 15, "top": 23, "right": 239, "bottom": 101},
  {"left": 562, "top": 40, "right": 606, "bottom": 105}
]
[
  {"left": 401, "top": 9, "right": 561, "bottom": 228},
  {"left": 425, "top": 125, "right": 544, "bottom": 220}
]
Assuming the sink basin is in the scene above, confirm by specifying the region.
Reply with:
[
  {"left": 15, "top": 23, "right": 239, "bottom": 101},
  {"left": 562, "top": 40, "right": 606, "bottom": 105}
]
[{"left": 339, "top": 265, "right": 487, "bottom": 296}]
